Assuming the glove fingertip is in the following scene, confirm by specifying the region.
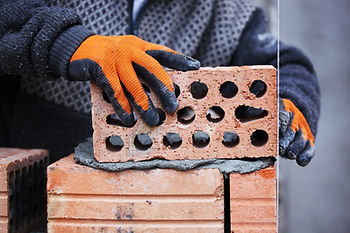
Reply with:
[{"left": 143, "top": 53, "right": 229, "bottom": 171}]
[
  {"left": 110, "top": 110, "right": 137, "bottom": 128},
  {"left": 141, "top": 108, "right": 160, "bottom": 127},
  {"left": 163, "top": 98, "right": 178, "bottom": 114},
  {"left": 287, "top": 151, "right": 297, "bottom": 160},
  {"left": 183, "top": 57, "right": 201, "bottom": 71},
  {"left": 146, "top": 50, "right": 200, "bottom": 71},
  {"left": 279, "top": 145, "right": 286, "bottom": 156},
  {"left": 296, "top": 144, "right": 315, "bottom": 167},
  {"left": 121, "top": 114, "right": 137, "bottom": 127},
  {"left": 296, "top": 154, "right": 312, "bottom": 167}
]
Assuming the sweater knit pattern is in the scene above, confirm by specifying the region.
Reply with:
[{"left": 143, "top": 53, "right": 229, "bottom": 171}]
[{"left": 19, "top": 0, "right": 255, "bottom": 114}]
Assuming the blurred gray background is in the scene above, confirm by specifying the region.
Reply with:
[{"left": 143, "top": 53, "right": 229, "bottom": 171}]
[{"left": 254, "top": 0, "right": 350, "bottom": 232}]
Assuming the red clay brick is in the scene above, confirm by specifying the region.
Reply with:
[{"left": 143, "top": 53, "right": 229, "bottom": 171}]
[
  {"left": 0, "top": 148, "right": 49, "bottom": 233},
  {"left": 91, "top": 65, "right": 277, "bottom": 162},
  {"left": 47, "top": 155, "right": 225, "bottom": 233},
  {"left": 230, "top": 166, "right": 277, "bottom": 233}
]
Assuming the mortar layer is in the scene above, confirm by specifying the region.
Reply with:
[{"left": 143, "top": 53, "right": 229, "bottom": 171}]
[{"left": 74, "top": 138, "right": 275, "bottom": 174}]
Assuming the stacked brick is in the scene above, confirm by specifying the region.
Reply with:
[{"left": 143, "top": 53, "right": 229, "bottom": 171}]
[
  {"left": 0, "top": 148, "right": 48, "bottom": 233},
  {"left": 230, "top": 167, "right": 277, "bottom": 232},
  {"left": 47, "top": 66, "right": 277, "bottom": 232},
  {"left": 47, "top": 155, "right": 225, "bottom": 232}
]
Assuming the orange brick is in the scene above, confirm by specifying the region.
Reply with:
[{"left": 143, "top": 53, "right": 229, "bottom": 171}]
[
  {"left": 230, "top": 166, "right": 277, "bottom": 233},
  {"left": 91, "top": 66, "right": 277, "bottom": 162},
  {"left": 0, "top": 148, "right": 49, "bottom": 233},
  {"left": 47, "top": 155, "right": 225, "bottom": 233}
]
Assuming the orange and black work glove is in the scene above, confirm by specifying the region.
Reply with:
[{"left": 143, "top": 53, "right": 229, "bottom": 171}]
[
  {"left": 68, "top": 35, "right": 200, "bottom": 126},
  {"left": 279, "top": 99, "right": 315, "bottom": 166}
]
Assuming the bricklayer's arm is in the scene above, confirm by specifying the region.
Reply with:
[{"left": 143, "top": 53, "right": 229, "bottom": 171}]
[
  {"left": 232, "top": 8, "right": 321, "bottom": 136},
  {"left": 0, "top": 0, "right": 93, "bottom": 79}
]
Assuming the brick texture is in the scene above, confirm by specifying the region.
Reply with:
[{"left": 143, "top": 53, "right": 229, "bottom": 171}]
[
  {"left": 91, "top": 65, "right": 277, "bottom": 162},
  {"left": 0, "top": 148, "right": 49, "bottom": 233},
  {"left": 230, "top": 166, "right": 277, "bottom": 233},
  {"left": 47, "top": 155, "right": 225, "bottom": 233}
]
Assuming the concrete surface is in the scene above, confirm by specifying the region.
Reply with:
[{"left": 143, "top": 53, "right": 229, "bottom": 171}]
[{"left": 279, "top": 0, "right": 350, "bottom": 232}]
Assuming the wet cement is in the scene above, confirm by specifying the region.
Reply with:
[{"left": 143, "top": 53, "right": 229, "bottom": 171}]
[{"left": 74, "top": 138, "right": 276, "bottom": 174}]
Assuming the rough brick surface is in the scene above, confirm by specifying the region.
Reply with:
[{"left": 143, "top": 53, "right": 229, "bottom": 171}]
[
  {"left": 0, "top": 148, "right": 49, "bottom": 233},
  {"left": 47, "top": 155, "right": 225, "bottom": 233},
  {"left": 91, "top": 65, "right": 277, "bottom": 162},
  {"left": 230, "top": 166, "right": 277, "bottom": 233}
]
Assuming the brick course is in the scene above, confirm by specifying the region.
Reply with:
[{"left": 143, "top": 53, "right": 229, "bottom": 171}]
[
  {"left": 47, "top": 155, "right": 225, "bottom": 233},
  {"left": 47, "top": 155, "right": 277, "bottom": 233}
]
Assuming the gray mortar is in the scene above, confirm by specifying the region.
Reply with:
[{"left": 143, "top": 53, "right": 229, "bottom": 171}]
[{"left": 74, "top": 138, "right": 276, "bottom": 174}]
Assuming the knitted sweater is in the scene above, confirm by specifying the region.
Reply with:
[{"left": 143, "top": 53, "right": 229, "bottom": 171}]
[{"left": 0, "top": 0, "right": 320, "bottom": 162}]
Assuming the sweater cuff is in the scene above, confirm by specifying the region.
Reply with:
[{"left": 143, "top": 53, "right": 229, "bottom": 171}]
[{"left": 49, "top": 25, "right": 94, "bottom": 79}]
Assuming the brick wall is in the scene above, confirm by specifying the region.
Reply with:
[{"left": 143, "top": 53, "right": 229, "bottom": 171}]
[
  {"left": 47, "top": 155, "right": 276, "bottom": 233},
  {"left": 48, "top": 65, "right": 277, "bottom": 232}
]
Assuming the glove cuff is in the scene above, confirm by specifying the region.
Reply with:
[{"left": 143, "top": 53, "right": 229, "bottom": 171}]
[{"left": 49, "top": 25, "right": 94, "bottom": 79}]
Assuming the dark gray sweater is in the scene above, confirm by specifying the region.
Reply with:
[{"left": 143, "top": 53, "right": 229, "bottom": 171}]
[{"left": 0, "top": 0, "right": 320, "bottom": 162}]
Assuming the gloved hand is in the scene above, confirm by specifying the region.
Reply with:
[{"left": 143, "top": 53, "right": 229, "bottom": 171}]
[
  {"left": 279, "top": 98, "right": 315, "bottom": 166},
  {"left": 68, "top": 35, "right": 200, "bottom": 127}
]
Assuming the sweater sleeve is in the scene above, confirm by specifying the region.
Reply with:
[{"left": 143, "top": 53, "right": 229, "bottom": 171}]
[
  {"left": 231, "top": 8, "right": 321, "bottom": 136},
  {"left": 0, "top": 0, "right": 93, "bottom": 79}
]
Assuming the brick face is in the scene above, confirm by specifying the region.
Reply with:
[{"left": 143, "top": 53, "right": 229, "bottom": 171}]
[
  {"left": 230, "top": 166, "right": 277, "bottom": 233},
  {"left": 0, "top": 148, "right": 49, "bottom": 233},
  {"left": 91, "top": 66, "right": 277, "bottom": 162},
  {"left": 47, "top": 155, "right": 225, "bottom": 233},
  {"left": 48, "top": 156, "right": 277, "bottom": 233}
]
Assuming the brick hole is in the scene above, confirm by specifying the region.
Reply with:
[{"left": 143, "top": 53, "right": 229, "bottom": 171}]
[
  {"left": 177, "top": 106, "right": 195, "bottom": 124},
  {"left": 235, "top": 105, "right": 268, "bottom": 122},
  {"left": 14, "top": 168, "right": 21, "bottom": 232},
  {"left": 106, "top": 114, "right": 136, "bottom": 127},
  {"left": 220, "top": 81, "right": 238, "bottom": 98},
  {"left": 222, "top": 131, "right": 240, "bottom": 148},
  {"left": 206, "top": 106, "right": 225, "bottom": 123},
  {"left": 28, "top": 165, "right": 33, "bottom": 204},
  {"left": 134, "top": 134, "right": 153, "bottom": 150},
  {"left": 192, "top": 131, "right": 210, "bottom": 148},
  {"left": 15, "top": 192, "right": 20, "bottom": 231},
  {"left": 249, "top": 80, "right": 267, "bottom": 97},
  {"left": 250, "top": 129, "right": 269, "bottom": 146},
  {"left": 33, "top": 204, "right": 38, "bottom": 218},
  {"left": 33, "top": 162, "right": 38, "bottom": 196},
  {"left": 190, "top": 81, "right": 208, "bottom": 99},
  {"left": 155, "top": 108, "right": 166, "bottom": 126},
  {"left": 174, "top": 83, "right": 180, "bottom": 98},
  {"left": 15, "top": 170, "right": 20, "bottom": 185},
  {"left": 9, "top": 219, "right": 13, "bottom": 233},
  {"left": 28, "top": 186, "right": 33, "bottom": 221},
  {"left": 39, "top": 160, "right": 44, "bottom": 170},
  {"left": 163, "top": 132, "right": 182, "bottom": 149},
  {"left": 9, "top": 171, "right": 15, "bottom": 231},
  {"left": 21, "top": 167, "right": 27, "bottom": 228},
  {"left": 102, "top": 91, "right": 111, "bottom": 103},
  {"left": 106, "top": 135, "right": 124, "bottom": 152},
  {"left": 39, "top": 159, "right": 47, "bottom": 216}
]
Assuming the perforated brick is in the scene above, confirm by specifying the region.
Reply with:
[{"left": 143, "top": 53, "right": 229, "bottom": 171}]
[
  {"left": 0, "top": 148, "right": 49, "bottom": 233},
  {"left": 91, "top": 65, "right": 277, "bottom": 162},
  {"left": 230, "top": 166, "right": 277, "bottom": 233},
  {"left": 47, "top": 155, "right": 225, "bottom": 233}
]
